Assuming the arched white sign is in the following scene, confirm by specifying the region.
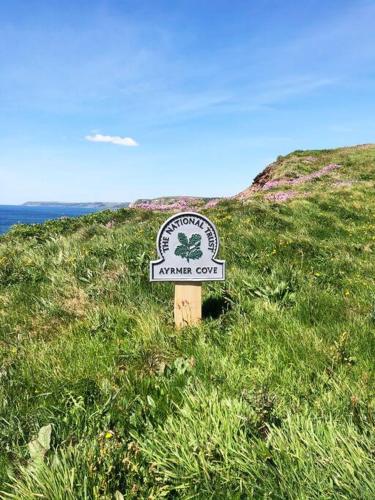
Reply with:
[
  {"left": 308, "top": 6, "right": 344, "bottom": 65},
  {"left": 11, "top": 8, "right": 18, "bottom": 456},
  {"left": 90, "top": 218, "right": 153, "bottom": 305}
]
[{"left": 150, "top": 212, "right": 225, "bottom": 282}]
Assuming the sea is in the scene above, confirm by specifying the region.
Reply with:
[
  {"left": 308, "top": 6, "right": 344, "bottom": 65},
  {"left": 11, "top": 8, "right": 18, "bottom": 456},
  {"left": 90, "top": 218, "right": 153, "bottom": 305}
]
[{"left": 0, "top": 205, "right": 102, "bottom": 235}]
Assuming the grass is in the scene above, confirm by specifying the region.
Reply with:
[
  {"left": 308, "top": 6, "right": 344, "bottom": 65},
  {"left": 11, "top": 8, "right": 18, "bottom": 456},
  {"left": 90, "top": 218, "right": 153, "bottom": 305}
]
[{"left": 0, "top": 145, "right": 374, "bottom": 498}]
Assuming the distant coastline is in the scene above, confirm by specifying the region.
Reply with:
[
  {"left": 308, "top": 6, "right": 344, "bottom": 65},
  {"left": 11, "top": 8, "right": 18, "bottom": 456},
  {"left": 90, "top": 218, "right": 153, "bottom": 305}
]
[{"left": 22, "top": 201, "right": 130, "bottom": 208}]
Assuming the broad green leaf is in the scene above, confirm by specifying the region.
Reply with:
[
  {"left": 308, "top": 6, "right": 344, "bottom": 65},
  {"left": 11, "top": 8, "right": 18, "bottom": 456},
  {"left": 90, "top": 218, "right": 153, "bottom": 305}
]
[
  {"left": 189, "top": 249, "right": 203, "bottom": 260},
  {"left": 175, "top": 245, "right": 188, "bottom": 257},
  {"left": 189, "top": 234, "right": 201, "bottom": 246},
  {"left": 28, "top": 439, "right": 45, "bottom": 461},
  {"left": 28, "top": 424, "right": 52, "bottom": 462},
  {"left": 178, "top": 233, "right": 189, "bottom": 246},
  {"left": 38, "top": 424, "right": 52, "bottom": 450}
]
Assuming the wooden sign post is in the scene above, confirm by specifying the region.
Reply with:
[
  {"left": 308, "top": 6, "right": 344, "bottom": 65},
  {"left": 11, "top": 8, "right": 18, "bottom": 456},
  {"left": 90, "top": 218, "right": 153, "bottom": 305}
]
[
  {"left": 174, "top": 282, "right": 202, "bottom": 328},
  {"left": 150, "top": 212, "right": 225, "bottom": 329}
]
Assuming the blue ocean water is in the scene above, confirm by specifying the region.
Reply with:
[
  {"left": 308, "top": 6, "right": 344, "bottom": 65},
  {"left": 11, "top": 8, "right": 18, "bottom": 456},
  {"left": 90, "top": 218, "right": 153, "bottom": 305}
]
[{"left": 0, "top": 205, "right": 101, "bottom": 235}]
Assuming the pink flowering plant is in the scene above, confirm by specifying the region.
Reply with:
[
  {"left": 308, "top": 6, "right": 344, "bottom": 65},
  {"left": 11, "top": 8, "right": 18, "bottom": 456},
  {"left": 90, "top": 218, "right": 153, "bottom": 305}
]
[{"left": 262, "top": 163, "right": 341, "bottom": 191}]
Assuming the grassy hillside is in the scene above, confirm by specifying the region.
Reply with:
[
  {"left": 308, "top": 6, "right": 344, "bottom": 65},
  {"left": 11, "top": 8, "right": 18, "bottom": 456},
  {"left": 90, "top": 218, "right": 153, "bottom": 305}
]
[{"left": 0, "top": 145, "right": 374, "bottom": 498}]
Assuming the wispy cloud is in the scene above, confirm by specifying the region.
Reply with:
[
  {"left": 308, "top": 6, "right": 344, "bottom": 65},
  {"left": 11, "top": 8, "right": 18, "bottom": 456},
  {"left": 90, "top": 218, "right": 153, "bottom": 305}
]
[{"left": 85, "top": 134, "right": 139, "bottom": 147}]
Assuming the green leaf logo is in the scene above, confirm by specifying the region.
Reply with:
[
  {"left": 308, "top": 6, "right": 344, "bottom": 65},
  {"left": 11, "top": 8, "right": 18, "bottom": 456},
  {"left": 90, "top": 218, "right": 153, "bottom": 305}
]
[{"left": 175, "top": 233, "right": 203, "bottom": 262}]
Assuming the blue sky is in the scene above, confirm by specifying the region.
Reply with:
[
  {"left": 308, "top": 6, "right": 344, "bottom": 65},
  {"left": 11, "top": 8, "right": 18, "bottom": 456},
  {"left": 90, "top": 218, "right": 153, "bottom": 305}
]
[{"left": 1, "top": 0, "right": 375, "bottom": 204}]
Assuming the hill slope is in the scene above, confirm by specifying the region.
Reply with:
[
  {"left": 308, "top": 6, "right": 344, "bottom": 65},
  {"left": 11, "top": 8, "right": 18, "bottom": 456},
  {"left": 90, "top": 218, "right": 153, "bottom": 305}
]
[
  {"left": 235, "top": 143, "right": 374, "bottom": 202},
  {"left": 0, "top": 145, "right": 374, "bottom": 498}
]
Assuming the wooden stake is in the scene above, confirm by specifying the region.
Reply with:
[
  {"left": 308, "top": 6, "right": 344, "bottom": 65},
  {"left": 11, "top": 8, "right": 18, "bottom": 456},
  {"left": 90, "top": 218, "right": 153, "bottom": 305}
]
[{"left": 174, "top": 282, "right": 202, "bottom": 329}]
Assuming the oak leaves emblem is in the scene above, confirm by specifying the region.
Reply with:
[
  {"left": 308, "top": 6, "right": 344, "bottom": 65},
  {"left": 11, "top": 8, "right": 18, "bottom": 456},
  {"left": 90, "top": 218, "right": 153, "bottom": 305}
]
[{"left": 175, "top": 233, "right": 203, "bottom": 262}]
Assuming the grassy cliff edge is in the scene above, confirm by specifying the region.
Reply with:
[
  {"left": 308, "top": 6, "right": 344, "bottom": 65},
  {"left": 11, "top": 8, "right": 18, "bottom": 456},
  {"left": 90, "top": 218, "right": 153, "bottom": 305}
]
[{"left": 0, "top": 145, "right": 374, "bottom": 498}]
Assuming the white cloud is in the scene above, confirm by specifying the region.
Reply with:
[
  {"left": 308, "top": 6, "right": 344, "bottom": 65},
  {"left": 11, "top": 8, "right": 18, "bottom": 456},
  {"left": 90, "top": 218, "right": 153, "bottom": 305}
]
[{"left": 85, "top": 134, "right": 139, "bottom": 147}]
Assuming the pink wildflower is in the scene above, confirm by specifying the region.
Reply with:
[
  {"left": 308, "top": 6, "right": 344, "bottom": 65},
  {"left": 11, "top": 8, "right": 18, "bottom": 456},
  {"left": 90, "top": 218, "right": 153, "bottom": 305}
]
[
  {"left": 262, "top": 163, "right": 341, "bottom": 191},
  {"left": 205, "top": 198, "right": 221, "bottom": 208},
  {"left": 265, "top": 191, "right": 299, "bottom": 202}
]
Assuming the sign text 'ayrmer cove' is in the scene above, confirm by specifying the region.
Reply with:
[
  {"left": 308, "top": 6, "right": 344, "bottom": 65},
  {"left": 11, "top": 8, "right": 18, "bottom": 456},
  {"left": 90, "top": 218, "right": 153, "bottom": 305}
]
[{"left": 150, "top": 212, "right": 225, "bottom": 282}]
